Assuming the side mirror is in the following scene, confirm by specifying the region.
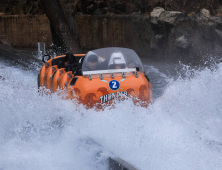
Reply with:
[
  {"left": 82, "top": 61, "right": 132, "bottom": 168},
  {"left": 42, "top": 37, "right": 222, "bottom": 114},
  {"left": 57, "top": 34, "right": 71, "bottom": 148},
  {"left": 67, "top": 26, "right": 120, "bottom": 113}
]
[{"left": 42, "top": 55, "right": 51, "bottom": 63}]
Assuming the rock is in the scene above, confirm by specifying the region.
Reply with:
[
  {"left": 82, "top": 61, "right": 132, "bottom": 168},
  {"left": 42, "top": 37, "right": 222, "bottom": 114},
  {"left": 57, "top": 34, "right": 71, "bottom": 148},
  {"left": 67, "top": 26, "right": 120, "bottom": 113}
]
[
  {"left": 195, "top": 9, "right": 211, "bottom": 24},
  {"left": 158, "top": 11, "right": 185, "bottom": 25},
  {"left": 200, "top": 8, "right": 211, "bottom": 18},
  {"left": 174, "top": 35, "right": 192, "bottom": 49},
  {"left": 209, "top": 16, "right": 222, "bottom": 24},
  {"left": 207, "top": 20, "right": 217, "bottom": 27},
  {"left": 187, "top": 12, "right": 196, "bottom": 17},
  {"left": 150, "top": 7, "right": 165, "bottom": 24},
  {"left": 215, "top": 7, "right": 222, "bottom": 17}
]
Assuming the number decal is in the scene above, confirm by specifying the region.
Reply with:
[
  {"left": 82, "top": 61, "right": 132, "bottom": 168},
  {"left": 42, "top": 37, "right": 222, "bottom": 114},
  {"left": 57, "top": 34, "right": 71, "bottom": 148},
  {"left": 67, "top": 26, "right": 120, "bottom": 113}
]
[
  {"left": 112, "top": 82, "right": 117, "bottom": 88},
  {"left": 109, "top": 80, "right": 120, "bottom": 90}
]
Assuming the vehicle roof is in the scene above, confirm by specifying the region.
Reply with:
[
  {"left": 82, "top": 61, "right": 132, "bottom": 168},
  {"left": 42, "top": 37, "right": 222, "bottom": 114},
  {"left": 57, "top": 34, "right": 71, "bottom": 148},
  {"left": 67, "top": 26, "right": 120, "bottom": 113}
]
[{"left": 82, "top": 47, "right": 144, "bottom": 73}]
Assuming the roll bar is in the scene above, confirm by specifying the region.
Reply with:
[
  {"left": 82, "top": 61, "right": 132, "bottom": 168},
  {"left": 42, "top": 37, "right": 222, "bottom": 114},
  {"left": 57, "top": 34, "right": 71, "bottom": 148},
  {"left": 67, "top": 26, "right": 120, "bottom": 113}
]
[{"left": 83, "top": 67, "right": 140, "bottom": 80}]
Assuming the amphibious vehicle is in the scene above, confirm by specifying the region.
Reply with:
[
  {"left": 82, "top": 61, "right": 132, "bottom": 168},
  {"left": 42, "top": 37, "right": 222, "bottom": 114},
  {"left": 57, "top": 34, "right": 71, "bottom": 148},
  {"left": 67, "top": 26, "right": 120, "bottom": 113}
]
[{"left": 38, "top": 47, "right": 152, "bottom": 109}]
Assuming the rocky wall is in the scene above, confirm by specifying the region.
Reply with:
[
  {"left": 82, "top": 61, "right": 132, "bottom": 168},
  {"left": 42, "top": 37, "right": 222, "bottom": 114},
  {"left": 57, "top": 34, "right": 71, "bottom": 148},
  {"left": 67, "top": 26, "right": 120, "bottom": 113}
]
[
  {"left": 76, "top": 8, "right": 222, "bottom": 63},
  {"left": 0, "top": 14, "right": 52, "bottom": 47}
]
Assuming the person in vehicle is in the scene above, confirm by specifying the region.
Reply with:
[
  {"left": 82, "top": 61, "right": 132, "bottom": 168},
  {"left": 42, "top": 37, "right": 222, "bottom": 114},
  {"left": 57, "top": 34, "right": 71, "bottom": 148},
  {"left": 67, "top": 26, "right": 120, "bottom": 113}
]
[
  {"left": 128, "top": 61, "right": 136, "bottom": 68},
  {"left": 82, "top": 52, "right": 99, "bottom": 71},
  {"left": 87, "top": 54, "right": 98, "bottom": 70},
  {"left": 58, "top": 53, "right": 77, "bottom": 69},
  {"left": 108, "top": 52, "right": 127, "bottom": 69}
]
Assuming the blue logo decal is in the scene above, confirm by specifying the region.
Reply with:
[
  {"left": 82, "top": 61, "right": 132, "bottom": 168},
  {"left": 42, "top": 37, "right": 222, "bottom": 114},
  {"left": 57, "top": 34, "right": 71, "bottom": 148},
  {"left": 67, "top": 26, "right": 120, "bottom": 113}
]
[{"left": 109, "top": 80, "right": 120, "bottom": 91}]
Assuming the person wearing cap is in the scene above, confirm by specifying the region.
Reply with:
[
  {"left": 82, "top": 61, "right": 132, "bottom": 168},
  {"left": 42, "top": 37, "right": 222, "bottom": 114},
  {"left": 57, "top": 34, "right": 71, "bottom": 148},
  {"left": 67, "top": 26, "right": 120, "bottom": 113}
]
[
  {"left": 87, "top": 54, "right": 98, "bottom": 70},
  {"left": 82, "top": 52, "right": 99, "bottom": 71},
  {"left": 108, "top": 52, "right": 127, "bottom": 69}
]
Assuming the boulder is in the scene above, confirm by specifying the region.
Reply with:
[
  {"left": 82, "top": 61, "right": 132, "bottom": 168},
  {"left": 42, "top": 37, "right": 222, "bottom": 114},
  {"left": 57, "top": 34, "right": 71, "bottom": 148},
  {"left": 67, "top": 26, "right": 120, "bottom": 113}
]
[
  {"left": 200, "top": 8, "right": 211, "bottom": 18},
  {"left": 174, "top": 35, "right": 192, "bottom": 49},
  {"left": 209, "top": 16, "right": 222, "bottom": 24},
  {"left": 158, "top": 11, "right": 185, "bottom": 25},
  {"left": 195, "top": 9, "right": 211, "bottom": 24},
  {"left": 150, "top": 7, "right": 165, "bottom": 24},
  {"left": 187, "top": 12, "right": 196, "bottom": 17}
]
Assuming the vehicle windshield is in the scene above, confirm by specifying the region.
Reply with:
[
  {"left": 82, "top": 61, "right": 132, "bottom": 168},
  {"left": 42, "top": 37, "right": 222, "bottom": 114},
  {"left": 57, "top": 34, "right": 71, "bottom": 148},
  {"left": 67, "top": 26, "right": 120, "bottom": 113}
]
[{"left": 82, "top": 47, "right": 144, "bottom": 73}]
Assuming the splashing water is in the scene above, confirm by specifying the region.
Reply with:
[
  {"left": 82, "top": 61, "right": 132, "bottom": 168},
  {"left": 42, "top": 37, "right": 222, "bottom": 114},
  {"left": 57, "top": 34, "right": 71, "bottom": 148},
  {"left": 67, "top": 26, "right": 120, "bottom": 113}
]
[{"left": 0, "top": 61, "right": 222, "bottom": 170}]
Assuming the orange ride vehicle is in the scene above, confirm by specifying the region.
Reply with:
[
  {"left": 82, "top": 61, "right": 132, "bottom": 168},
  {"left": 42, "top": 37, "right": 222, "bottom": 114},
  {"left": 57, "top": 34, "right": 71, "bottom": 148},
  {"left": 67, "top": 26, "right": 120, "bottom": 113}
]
[{"left": 38, "top": 47, "right": 152, "bottom": 109}]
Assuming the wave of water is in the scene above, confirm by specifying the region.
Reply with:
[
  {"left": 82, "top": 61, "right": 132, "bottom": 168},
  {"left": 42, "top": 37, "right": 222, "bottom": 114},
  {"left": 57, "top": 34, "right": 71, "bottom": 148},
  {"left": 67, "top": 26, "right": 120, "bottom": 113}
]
[{"left": 0, "top": 61, "right": 222, "bottom": 170}]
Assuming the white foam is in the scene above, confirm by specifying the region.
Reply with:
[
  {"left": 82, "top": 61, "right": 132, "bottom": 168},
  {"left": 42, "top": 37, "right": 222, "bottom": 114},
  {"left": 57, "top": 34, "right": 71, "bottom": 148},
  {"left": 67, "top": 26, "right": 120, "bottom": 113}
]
[{"left": 0, "top": 62, "right": 222, "bottom": 170}]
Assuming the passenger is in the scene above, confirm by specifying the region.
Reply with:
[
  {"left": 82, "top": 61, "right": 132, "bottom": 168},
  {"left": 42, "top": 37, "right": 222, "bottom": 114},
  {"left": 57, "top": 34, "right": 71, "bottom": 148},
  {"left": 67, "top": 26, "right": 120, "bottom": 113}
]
[
  {"left": 58, "top": 53, "right": 77, "bottom": 69},
  {"left": 67, "top": 53, "right": 77, "bottom": 64},
  {"left": 82, "top": 52, "right": 99, "bottom": 71},
  {"left": 108, "top": 52, "right": 127, "bottom": 69},
  {"left": 87, "top": 54, "right": 98, "bottom": 70},
  {"left": 65, "top": 54, "right": 80, "bottom": 72},
  {"left": 128, "top": 61, "right": 136, "bottom": 68}
]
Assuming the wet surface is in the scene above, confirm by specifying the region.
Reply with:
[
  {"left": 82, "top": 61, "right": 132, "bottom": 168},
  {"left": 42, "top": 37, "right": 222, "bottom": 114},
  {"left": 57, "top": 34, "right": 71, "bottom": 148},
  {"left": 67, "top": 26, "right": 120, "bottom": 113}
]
[{"left": 1, "top": 48, "right": 222, "bottom": 170}]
